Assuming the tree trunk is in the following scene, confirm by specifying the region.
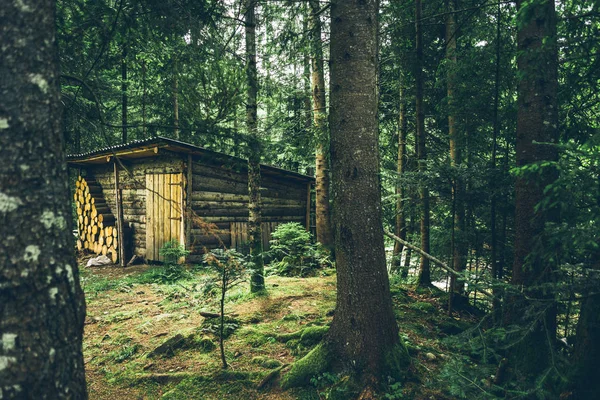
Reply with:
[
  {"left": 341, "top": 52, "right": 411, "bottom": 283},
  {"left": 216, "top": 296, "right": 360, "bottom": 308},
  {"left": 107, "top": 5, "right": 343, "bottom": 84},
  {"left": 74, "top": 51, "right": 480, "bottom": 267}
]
[
  {"left": 415, "top": 0, "right": 431, "bottom": 287},
  {"left": 245, "top": 0, "right": 264, "bottom": 293},
  {"left": 309, "top": 0, "right": 333, "bottom": 248},
  {"left": 0, "top": 1, "right": 87, "bottom": 397},
  {"left": 327, "top": 0, "right": 405, "bottom": 384},
  {"left": 402, "top": 212, "right": 415, "bottom": 278},
  {"left": 490, "top": 0, "right": 502, "bottom": 322},
  {"left": 121, "top": 39, "right": 128, "bottom": 144},
  {"left": 571, "top": 260, "right": 600, "bottom": 398},
  {"left": 393, "top": 82, "right": 408, "bottom": 272},
  {"left": 508, "top": 0, "right": 559, "bottom": 376},
  {"left": 142, "top": 59, "right": 147, "bottom": 138},
  {"left": 446, "top": 0, "right": 467, "bottom": 309},
  {"left": 173, "top": 56, "right": 179, "bottom": 140}
]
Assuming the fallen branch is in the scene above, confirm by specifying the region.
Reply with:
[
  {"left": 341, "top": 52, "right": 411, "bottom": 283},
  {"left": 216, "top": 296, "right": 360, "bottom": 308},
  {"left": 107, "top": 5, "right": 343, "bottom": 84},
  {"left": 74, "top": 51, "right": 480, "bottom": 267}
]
[
  {"left": 384, "top": 230, "right": 493, "bottom": 299},
  {"left": 200, "top": 311, "right": 221, "bottom": 318}
]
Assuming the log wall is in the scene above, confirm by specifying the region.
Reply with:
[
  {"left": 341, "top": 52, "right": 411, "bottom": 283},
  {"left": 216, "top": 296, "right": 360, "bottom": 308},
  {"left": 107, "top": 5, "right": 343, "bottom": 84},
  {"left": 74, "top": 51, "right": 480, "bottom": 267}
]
[{"left": 188, "top": 156, "right": 309, "bottom": 258}]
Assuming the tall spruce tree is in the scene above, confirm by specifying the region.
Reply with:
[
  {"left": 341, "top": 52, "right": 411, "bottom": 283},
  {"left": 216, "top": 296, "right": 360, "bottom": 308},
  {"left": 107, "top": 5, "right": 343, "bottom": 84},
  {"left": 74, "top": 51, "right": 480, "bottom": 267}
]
[
  {"left": 509, "top": 0, "right": 559, "bottom": 376},
  {"left": 281, "top": 0, "right": 408, "bottom": 394}
]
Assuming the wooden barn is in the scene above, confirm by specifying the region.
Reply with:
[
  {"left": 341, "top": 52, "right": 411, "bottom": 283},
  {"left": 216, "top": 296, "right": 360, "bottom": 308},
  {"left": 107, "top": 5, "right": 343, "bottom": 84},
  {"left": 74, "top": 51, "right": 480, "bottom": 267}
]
[{"left": 67, "top": 137, "right": 315, "bottom": 265}]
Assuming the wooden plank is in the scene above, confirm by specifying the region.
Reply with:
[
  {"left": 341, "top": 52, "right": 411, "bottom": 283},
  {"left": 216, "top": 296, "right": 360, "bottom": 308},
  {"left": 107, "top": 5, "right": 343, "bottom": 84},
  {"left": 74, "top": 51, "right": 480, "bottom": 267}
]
[
  {"left": 230, "top": 222, "right": 236, "bottom": 250},
  {"left": 185, "top": 154, "right": 192, "bottom": 254},
  {"left": 146, "top": 174, "right": 154, "bottom": 261},
  {"left": 114, "top": 161, "right": 125, "bottom": 267},
  {"left": 199, "top": 216, "right": 305, "bottom": 223},
  {"left": 305, "top": 182, "right": 311, "bottom": 230}
]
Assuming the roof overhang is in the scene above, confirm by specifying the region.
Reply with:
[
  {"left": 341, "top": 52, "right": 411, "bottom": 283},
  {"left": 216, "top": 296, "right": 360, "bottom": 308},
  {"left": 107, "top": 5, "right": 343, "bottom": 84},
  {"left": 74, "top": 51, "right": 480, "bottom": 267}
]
[{"left": 67, "top": 137, "right": 315, "bottom": 182}]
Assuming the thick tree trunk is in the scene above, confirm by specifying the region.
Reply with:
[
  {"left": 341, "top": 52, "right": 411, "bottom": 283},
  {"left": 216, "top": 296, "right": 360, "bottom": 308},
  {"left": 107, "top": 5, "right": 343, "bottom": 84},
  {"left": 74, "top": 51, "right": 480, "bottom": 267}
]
[
  {"left": 508, "top": 0, "right": 559, "bottom": 376},
  {"left": 415, "top": 0, "right": 431, "bottom": 287},
  {"left": 393, "top": 83, "right": 408, "bottom": 272},
  {"left": 0, "top": 0, "right": 87, "bottom": 398},
  {"left": 326, "top": 0, "right": 405, "bottom": 384},
  {"left": 309, "top": 0, "right": 333, "bottom": 248},
  {"left": 245, "top": 0, "right": 264, "bottom": 293}
]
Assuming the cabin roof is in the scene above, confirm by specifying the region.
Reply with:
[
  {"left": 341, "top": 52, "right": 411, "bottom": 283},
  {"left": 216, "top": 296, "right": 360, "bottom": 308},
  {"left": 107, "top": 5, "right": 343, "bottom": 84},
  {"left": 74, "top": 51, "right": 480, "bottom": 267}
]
[{"left": 67, "top": 136, "right": 314, "bottom": 182}]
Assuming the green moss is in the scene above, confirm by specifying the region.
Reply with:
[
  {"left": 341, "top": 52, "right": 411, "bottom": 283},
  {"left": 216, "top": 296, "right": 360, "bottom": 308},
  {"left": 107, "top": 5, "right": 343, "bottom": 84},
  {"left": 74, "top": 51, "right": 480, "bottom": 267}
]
[
  {"left": 276, "top": 325, "right": 328, "bottom": 345},
  {"left": 281, "top": 343, "right": 332, "bottom": 389},
  {"left": 194, "top": 335, "right": 216, "bottom": 353},
  {"left": 384, "top": 341, "right": 411, "bottom": 381},
  {"left": 409, "top": 302, "right": 436, "bottom": 313},
  {"left": 300, "top": 326, "right": 329, "bottom": 346},
  {"left": 251, "top": 356, "right": 282, "bottom": 369}
]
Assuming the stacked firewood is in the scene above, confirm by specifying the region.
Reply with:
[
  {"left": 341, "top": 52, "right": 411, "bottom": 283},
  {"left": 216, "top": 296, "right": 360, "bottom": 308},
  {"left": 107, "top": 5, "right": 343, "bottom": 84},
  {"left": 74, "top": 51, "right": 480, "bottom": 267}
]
[{"left": 74, "top": 176, "right": 119, "bottom": 263}]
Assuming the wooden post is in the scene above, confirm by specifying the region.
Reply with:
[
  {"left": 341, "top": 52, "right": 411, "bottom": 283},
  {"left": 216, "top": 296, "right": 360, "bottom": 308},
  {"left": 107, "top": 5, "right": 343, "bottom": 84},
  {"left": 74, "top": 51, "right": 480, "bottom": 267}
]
[
  {"left": 114, "top": 160, "right": 126, "bottom": 267},
  {"left": 305, "top": 182, "right": 311, "bottom": 231},
  {"left": 185, "top": 154, "right": 193, "bottom": 256}
]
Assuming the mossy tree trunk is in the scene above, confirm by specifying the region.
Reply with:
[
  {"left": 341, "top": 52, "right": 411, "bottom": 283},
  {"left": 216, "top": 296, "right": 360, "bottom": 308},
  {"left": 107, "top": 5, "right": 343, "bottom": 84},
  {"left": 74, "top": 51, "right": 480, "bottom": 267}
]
[
  {"left": 245, "top": 0, "right": 264, "bottom": 293},
  {"left": 326, "top": 0, "right": 405, "bottom": 385},
  {"left": 0, "top": 0, "right": 87, "bottom": 397},
  {"left": 507, "top": 0, "right": 559, "bottom": 376},
  {"left": 309, "top": 0, "right": 334, "bottom": 249}
]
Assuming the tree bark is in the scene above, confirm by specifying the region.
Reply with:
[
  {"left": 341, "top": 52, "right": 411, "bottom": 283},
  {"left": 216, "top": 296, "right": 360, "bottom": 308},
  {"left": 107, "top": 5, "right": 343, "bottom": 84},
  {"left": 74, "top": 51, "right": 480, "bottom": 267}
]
[
  {"left": 142, "top": 59, "right": 147, "bottom": 138},
  {"left": 121, "top": 38, "right": 128, "bottom": 144},
  {"left": 245, "top": 0, "right": 264, "bottom": 293},
  {"left": 0, "top": 0, "right": 87, "bottom": 397},
  {"left": 393, "top": 82, "right": 408, "bottom": 272},
  {"left": 446, "top": 0, "right": 467, "bottom": 310},
  {"left": 326, "top": 0, "right": 404, "bottom": 383},
  {"left": 415, "top": 0, "right": 431, "bottom": 287},
  {"left": 571, "top": 259, "right": 600, "bottom": 398},
  {"left": 173, "top": 56, "right": 179, "bottom": 140},
  {"left": 309, "top": 0, "right": 334, "bottom": 248},
  {"left": 490, "top": 0, "right": 502, "bottom": 321},
  {"left": 508, "top": 0, "right": 559, "bottom": 376}
]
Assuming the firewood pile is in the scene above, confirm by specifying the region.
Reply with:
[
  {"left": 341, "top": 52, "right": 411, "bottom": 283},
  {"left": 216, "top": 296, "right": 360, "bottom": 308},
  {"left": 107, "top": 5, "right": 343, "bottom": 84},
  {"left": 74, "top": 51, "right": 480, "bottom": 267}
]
[{"left": 74, "top": 176, "right": 119, "bottom": 263}]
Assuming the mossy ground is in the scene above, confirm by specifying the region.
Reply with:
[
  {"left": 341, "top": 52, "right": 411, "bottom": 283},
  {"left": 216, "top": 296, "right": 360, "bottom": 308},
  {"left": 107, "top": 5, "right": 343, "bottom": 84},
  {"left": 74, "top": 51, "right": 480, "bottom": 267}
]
[{"left": 80, "top": 261, "right": 484, "bottom": 399}]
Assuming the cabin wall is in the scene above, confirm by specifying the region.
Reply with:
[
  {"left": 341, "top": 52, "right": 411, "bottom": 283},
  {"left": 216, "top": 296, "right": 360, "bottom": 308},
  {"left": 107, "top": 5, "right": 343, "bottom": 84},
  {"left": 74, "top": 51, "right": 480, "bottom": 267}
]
[
  {"left": 77, "top": 152, "right": 311, "bottom": 263},
  {"left": 188, "top": 155, "right": 309, "bottom": 261},
  {"left": 84, "top": 154, "right": 185, "bottom": 258}
]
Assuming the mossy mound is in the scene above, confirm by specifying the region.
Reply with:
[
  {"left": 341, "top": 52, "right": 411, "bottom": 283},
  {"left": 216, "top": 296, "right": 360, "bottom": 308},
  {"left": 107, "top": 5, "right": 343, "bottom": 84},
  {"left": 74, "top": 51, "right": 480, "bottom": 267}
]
[
  {"left": 276, "top": 325, "right": 329, "bottom": 346},
  {"left": 251, "top": 356, "right": 283, "bottom": 369},
  {"left": 280, "top": 343, "right": 332, "bottom": 389},
  {"left": 147, "top": 332, "right": 216, "bottom": 359}
]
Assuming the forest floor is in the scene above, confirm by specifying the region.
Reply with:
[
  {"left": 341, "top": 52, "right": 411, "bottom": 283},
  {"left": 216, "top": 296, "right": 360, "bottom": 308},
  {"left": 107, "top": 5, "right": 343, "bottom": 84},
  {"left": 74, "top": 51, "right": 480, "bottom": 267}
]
[{"left": 80, "top": 262, "right": 485, "bottom": 399}]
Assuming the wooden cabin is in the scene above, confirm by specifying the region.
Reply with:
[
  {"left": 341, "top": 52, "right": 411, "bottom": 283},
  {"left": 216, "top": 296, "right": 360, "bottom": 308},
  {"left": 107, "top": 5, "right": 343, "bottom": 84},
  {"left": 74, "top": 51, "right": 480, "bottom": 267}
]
[{"left": 67, "top": 137, "right": 314, "bottom": 264}]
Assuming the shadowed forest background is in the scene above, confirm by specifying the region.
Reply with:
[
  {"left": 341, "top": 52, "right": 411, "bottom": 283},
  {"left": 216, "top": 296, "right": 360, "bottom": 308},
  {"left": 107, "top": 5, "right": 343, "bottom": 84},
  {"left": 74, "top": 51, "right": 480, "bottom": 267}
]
[{"left": 1, "top": 0, "right": 600, "bottom": 399}]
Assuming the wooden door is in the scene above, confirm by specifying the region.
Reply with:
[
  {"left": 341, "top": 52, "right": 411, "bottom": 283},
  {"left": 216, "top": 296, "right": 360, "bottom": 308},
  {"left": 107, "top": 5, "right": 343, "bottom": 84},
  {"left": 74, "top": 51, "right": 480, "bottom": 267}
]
[{"left": 146, "top": 173, "right": 184, "bottom": 262}]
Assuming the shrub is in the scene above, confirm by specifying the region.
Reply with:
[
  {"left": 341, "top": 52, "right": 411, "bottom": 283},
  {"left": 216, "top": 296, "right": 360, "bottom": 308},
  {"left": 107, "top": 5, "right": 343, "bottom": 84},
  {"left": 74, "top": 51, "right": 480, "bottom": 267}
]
[
  {"left": 267, "top": 222, "right": 331, "bottom": 277},
  {"left": 159, "top": 239, "right": 190, "bottom": 265}
]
